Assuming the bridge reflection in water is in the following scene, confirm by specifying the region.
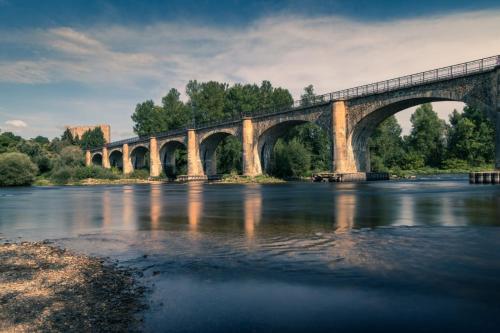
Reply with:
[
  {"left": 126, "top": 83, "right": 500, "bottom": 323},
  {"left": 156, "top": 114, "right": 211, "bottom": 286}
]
[{"left": 94, "top": 180, "right": 500, "bottom": 240}]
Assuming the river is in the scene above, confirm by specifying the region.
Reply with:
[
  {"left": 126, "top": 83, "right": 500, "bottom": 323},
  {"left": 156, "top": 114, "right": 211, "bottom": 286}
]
[{"left": 1, "top": 175, "right": 500, "bottom": 332}]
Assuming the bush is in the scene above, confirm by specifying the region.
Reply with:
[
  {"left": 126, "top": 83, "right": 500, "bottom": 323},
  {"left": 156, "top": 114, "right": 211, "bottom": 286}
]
[
  {"left": 271, "top": 139, "right": 311, "bottom": 178},
  {"left": 441, "top": 158, "right": 470, "bottom": 170},
  {"left": 0, "top": 152, "right": 38, "bottom": 186},
  {"left": 59, "top": 146, "right": 84, "bottom": 167},
  {"left": 50, "top": 166, "right": 74, "bottom": 184},
  {"left": 128, "top": 169, "right": 150, "bottom": 179},
  {"left": 73, "top": 166, "right": 119, "bottom": 180}
]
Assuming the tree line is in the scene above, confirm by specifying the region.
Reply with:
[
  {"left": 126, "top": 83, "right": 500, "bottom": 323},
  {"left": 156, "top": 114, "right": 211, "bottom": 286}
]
[
  {"left": 0, "top": 127, "right": 109, "bottom": 186},
  {"left": 369, "top": 103, "right": 495, "bottom": 174}
]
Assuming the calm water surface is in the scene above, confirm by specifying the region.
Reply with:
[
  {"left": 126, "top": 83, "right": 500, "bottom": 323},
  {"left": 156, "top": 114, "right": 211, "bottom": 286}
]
[{"left": 1, "top": 176, "right": 500, "bottom": 332}]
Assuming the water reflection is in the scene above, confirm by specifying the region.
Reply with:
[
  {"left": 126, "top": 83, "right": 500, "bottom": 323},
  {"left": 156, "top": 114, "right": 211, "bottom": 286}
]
[
  {"left": 334, "top": 193, "right": 355, "bottom": 232},
  {"left": 122, "top": 186, "right": 135, "bottom": 228},
  {"left": 187, "top": 182, "right": 203, "bottom": 238},
  {"left": 102, "top": 189, "right": 111, "bottom": 230},
  {"left": 150, "top": 185, "right": 162, "bottom": 238},
  {"left": 244, "top": 185, "right": 262, "bottom": 241}
]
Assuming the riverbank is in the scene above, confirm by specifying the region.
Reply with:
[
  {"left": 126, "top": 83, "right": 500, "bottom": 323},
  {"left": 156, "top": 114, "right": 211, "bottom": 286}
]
[{"left": 0, "top": 241, "right": 145, "bottom": 332}]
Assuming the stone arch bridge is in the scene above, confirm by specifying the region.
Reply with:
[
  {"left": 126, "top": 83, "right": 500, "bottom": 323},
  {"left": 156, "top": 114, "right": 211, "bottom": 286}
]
[{"left": 87, "top": 55, "right": 500, "bottom": 179}]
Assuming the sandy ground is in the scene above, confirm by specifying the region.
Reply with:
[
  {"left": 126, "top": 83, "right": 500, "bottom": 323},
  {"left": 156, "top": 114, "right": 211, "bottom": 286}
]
[{"left": 0, "top": 241, "right": 146, "bottom": 332}]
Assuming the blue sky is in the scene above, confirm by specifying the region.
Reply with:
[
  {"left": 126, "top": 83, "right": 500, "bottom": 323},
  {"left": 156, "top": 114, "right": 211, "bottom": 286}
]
[{"left": 1, "top": 0, "right": 500, "bottom": 139}]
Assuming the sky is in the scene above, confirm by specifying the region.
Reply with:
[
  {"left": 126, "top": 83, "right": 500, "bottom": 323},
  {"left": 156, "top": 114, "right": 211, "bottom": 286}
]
[{"left": 1, "top": 0, "right": 500, "bottom": 140}]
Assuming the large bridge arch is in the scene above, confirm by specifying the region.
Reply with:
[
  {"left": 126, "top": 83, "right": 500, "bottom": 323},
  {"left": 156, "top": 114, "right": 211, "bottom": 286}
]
[
  {"left": 91, "top": 152, "right": 103, "bottom": 166},
  {"left": 109, "top": 149, "right": 123, "bottom": 170},
  {"left": 199, "top": 128, "right": 241, "bottom": 176},
  {"left": 253, "top": 105, "right": 331, "bottom": 174},
  {"left": 130, "top": 144, "right": 149, "bottom": 171},
  {"left": 159, "top": 139, "right": 187, "bottom": 178},
  {"left": 347, "top": 72, "right": 499, "bottom": 172}
]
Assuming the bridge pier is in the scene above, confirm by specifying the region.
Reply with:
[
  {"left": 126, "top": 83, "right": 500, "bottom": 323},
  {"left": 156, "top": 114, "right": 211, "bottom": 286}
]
[
  {"left": 85, "top": 150, "right": 91, "bottom": 166},
  {"left": 102, "top": 147, "right": 110, "bottom": 169},
  {"left": 149, "top": 137, "right": 162, "bottom": 177},
  {"left": 122, "top": 143, "right": 133, "bottom": 175},
  {"left": 242, "top": 117, "right": 261, "bottom": 176},
  {"left": 496, "top": 110, "right": 500, "bottom": 170},
  {"left": 331, "top": 101, "right": 357, "bottom": 173},
  {"left": 187, "top": 129, "right": 206, "bottom": 180}
]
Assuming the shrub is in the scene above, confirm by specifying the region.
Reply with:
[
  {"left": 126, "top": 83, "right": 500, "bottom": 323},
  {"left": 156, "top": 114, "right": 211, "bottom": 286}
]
[
  {"left": 73, "top": 166, "right": 119, "bottom": 180},
  {"left": 59, "top": 146, "right": 84, "bottom": 167},
  {"left": 272, "top": 139, "right": 311, "bottom": 178},
  {"left": 128, "top": 169, "right": 150, "bottom": 179},
  {"left": 0, "top": 152, "right": 38, "bottom": 186},
  {"left": 50, "top": 166, "right": 74, "bottom": 184}
]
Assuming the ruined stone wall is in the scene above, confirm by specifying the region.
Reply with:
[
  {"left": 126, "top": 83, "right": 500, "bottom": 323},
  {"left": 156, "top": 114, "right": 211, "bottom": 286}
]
[{"left": 66, "top": 124, "right": 111, "bottom": 143}]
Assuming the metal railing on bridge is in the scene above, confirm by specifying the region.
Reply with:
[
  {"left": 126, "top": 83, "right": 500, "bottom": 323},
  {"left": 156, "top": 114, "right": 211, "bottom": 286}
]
[{"left": 99, "top": 55, "right": 499, "bottom": 149}]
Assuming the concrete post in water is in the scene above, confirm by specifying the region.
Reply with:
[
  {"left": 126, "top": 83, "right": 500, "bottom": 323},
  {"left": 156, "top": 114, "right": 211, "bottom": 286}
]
[
  {"left": 469, "top": 172, "right": 475, "bottom": 184},
  {"left": 496, "top": 110, "right": 500, "bottom": 170},
  {"left": 149, "top": 137, "right": 161, "bottom": 177},
  {"left": 331, "top": 101, "right": 356, "bottom": 173},
  {"left": 492, "top": 172, "right": 500, "bottom": 184},
  {"left": 85, "top": 150, "right": 91, "bottom": 166},
  {"left": 102, "top": 146, "right": 110, "bottom": 169},
  {"left": 242, "top": 117, "right": 261, "bottom": 176},
  {"left": 122, "top": 143, "right": 133, "bottom": 175},
  {"left": 483, "top": 172, "right": 492, "bottom": 184},
  {"left": 187, "top": 129, "right": 204, "bottom": 178},
  {"left": 475, "top": 172, "right": 482, "bottom": 184}
]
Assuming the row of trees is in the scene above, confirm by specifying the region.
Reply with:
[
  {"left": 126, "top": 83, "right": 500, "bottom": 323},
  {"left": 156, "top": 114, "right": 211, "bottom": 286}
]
[
  {"left": 0, "top": 127, "right": 109, "bottom": 186},
  {"left": 369, "top": 103, "right": 495, "bottom": 173},
  {"left": 131, "top": 80, "right": 294, "bottom": 136}
]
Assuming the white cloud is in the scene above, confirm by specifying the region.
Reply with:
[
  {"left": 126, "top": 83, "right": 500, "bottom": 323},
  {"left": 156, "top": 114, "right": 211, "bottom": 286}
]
[
  {"left": 0, "top": 10, "right": 499, "bottom": 138},
  {"left": 5, "top": 119, "right": 27, "bottom": 128}
]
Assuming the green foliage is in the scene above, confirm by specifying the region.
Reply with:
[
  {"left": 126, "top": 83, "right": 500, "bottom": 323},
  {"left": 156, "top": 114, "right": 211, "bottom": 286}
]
[
  {"left": 80, "top": 127, "right": 106, "bottom": 150},
  {"left": 0, "top": 152, "right": 38, "bottom": 186},
  {"left": 0, "top": 131, "right": 23, "bottom": 153},
  {"left": 32, "top": 136, "right": 50, "bottom": 145},
  {"left": 300, "top": 84, "right": 315, "bottom": 106},
  {"left": 162, "top": 88, "right": 190, "bottom": 130},
  {"left": 50, "top": 166, "right": 74, "bottom": 184},
  {"left": 272, "top": 139, "right": 311, "bottom": 178},
  {"left": 58, "top": 146, "right": 84, "bottom": 167},
  {"left": 61, "top": 128, "right": 77, "bottom": 145},
  {"left": 446, "top": 106, "right": 494, "bottom": 165},
  {"left": 73, "top": 165, "right": 119, "bottom": 180},
  {"left": 131, "top": 100, "right": 166, "bottom": 137},
  {"left": 369, "top": 116, "right": 405, "bottom": 171},
  {"left": 128, "top": 169, "right": 150, "bottom": 179},
  {"left": 405, "top": 103, "right": 446, "bottom": 167},
  {"left": 216, "top": 136, "right": 242, "bottom": 174}
]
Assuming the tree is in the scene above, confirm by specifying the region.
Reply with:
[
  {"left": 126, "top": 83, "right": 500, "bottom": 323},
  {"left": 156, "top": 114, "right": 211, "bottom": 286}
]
[
  {"left": 446, "top": 106, "right": 494, "bottom": 165},
  {"left": 80, "top": 127, "right": 106, "bottom": 150},
  {"left": 186, "top": 80, "right": 228, "bottom": 125},
  {"left": 0, "top": 152, "right": 38, "bottom": 186},
  {"left": 162, "top": 88, "right": 190, "bottom": 130},
  {"left": 406, "top": 103, "right": 446, "bottom": 167},
  {"left": 0, "top": 131, "right": 23, "bottom": 153},
  {"left": 32, "top": 136, "right": 50, "bottom": 145},
  {"left": 61, "top": 128, "right": 76, "bottom": 145},
  {"left": 131, "top": 100, "right": 166, "bottom": 136},
  {"left": 301, "top": 84, "right": 315, "bottom": 106},
  {"left": 272, "top": 139, "right": 311, "bottom": 178},
  {"left": 368, "top": 116, "right": 405, "bottom": 171}
]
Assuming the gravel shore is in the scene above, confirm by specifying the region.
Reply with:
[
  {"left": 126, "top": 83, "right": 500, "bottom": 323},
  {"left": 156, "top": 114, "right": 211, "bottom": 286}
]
[{"left": 0, "top": 241, "right": 146, "bottom": 332}]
